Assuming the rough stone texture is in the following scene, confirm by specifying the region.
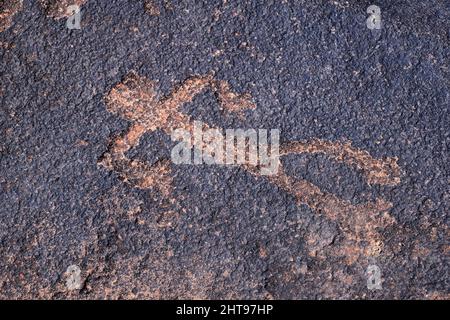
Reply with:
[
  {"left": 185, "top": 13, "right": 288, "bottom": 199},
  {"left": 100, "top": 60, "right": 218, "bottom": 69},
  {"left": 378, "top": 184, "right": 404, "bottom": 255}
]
[
  {"left": 39, "top": 0, "right": 87, "bottom": 19},
  {"left": 0, "top": 0, "right": 449, "bottom": 299},
  {"left": 0, "top": 0, "right": 23, "bottom": 32}
]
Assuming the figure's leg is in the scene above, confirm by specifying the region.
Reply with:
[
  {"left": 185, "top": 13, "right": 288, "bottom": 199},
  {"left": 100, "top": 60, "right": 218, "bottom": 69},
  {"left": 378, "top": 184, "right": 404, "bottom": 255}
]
[
  {"left": 281, "top": 139, "right": 400, "bottom": 186},
  {"left": 245, "top": 155, "right": 397, "bottom": 264}
]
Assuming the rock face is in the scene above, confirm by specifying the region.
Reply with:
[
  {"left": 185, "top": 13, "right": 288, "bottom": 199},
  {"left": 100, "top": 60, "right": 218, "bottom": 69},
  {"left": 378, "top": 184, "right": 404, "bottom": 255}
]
[
  {"left": 0, "top": 0, "right": 448, "bottom": 299},
  {"left": 39, "top": 0, "right": 87, "bottom": 19},
  {"left": 0, "top": 0, "right": 88, "bottom": 33},
  {"left": 0, "top": 0, "right": 23, "bottom": 32}
]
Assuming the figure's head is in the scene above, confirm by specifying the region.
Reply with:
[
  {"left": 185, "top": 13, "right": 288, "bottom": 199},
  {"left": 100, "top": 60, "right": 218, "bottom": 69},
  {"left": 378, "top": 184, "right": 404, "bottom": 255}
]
[{"left": 105, "top": 72, "right": 161, "bottom": 126}]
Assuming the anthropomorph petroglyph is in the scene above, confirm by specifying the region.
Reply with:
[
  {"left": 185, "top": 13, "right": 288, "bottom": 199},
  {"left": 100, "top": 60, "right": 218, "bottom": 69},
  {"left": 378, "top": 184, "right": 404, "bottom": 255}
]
[
  {"left": 98, "top": 72, "right": 401, "bottom": 264},
  {"left": 98, "top": 72, "right": 256, "bottom": 196}
]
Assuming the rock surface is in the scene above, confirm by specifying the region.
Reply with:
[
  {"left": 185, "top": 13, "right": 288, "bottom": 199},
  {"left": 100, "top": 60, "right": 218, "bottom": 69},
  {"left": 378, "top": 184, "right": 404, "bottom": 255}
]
[{"left": 0, "top": 0, "right": 448, "bottom": 299}]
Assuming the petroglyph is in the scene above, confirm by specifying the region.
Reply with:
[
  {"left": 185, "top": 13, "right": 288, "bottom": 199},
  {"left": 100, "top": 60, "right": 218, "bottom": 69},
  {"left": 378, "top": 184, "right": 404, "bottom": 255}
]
[
  {"left": 0, "top": 0, "right": 23, "bottom": 32},
  {"left": 99, "top": 72, "right": 401, "bottom": 264},
  {"left": 98, "top": 72, "right": 255, "bottom": 194},
  {"left": 215, "top": 80, "right": 256, "bottom": 117},
  {"left": 281, "top": 140, "right": 400, "bottom": 186},
  {"left": 261, "top": 165, "right": 396, "bottom": 264}
]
